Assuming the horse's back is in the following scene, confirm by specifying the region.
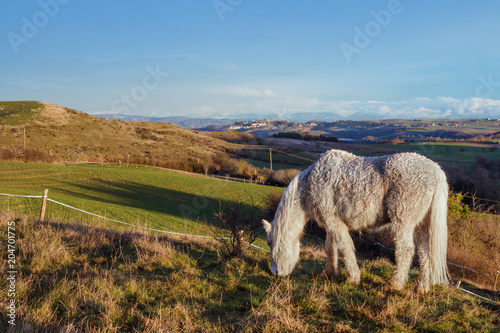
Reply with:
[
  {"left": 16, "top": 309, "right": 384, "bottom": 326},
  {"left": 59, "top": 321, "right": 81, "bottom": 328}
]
[
  {"left": 383, "top": 152, "right": 441, "bottom": 221},
  {"left": 302, "top": 150, "right": 442, "bottom": 230}
]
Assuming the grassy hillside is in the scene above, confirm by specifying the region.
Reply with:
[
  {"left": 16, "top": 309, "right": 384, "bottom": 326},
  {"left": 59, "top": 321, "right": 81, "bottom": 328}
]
[
  {"left": 0, "top": 101, "right": 238, "bottom": 166},
  {"left": 0, "top": 161, "right": 281, "bottom": 248},
  {"left": 0, "top": 101, "right": 45, "bottom": 126},
  {"left": 1, "top": 213, "right": 498, "bottom": 332}
]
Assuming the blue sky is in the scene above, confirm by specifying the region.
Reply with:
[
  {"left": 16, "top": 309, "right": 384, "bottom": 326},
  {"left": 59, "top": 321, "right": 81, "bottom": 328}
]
[{"left": 1, "top": 0, "right": 500, "bottom": 120}]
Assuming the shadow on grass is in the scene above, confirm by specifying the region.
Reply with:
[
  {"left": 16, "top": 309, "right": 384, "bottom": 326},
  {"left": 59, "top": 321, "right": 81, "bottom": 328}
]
[{"left": 55, "top": 179, "right": 269, "bottom": 229}]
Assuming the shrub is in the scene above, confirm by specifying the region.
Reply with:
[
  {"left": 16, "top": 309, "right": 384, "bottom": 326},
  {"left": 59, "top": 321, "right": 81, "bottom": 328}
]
[
  {"left": 266, "top": 168, "right": 301, "bottom": 187},
  {"left": 210, "top": 197, "right": 265, "bottom": 259},
  {"left": 448, "top": 192, "right": 471, "bottom": 219}
]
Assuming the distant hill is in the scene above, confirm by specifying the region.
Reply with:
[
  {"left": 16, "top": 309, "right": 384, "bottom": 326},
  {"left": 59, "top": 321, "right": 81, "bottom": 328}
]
[
  {"left": 0, "top": 101, "right": 242, "bottom": 166},
  {"left": 96, "top": 113, "right": 238, "bottom": 130},
  {"left": 218, "top": 118, "right": 500, "bottom": 142}
]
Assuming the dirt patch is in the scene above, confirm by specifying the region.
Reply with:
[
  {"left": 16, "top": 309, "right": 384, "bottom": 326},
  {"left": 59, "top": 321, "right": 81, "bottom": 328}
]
[{"left": 39, "top": 102, "right": 70, "bottom": 125}]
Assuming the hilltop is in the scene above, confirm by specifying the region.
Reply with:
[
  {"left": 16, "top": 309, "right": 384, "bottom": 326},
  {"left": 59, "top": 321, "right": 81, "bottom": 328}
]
[{"left": 0, "top": 101, "right": 258, "bottom": 172}]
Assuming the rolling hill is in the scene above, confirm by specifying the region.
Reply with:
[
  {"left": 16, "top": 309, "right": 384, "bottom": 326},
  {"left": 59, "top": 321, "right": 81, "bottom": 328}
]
[
  {"left": 0, "top": 101, "right": 252, "bottom": 167},
  {"left": 218, "top": 118, "right": 500, "bottom": 142}
]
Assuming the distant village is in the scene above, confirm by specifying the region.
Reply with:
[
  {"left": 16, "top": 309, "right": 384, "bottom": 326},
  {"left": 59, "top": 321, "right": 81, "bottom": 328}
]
[
  {"left": 228, "top": 118, "right": 500, "bottom": 132},
  {"left": 225, "top": 118, "right": 500, "bottom": 142}
]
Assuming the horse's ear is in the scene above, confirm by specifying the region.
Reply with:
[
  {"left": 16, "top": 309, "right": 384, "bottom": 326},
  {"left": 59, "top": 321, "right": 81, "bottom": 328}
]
[{"left": 262, "top": 219, "right": 272, "bottom": 234}]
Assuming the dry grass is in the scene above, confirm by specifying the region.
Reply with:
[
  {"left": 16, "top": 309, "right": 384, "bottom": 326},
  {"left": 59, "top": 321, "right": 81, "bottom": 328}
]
[
  {"left": 447, "top": 212, "right": 500, "bottom": 289},
  {"left": 0, "top": 101, "right": 237, "bottom": 167},
  {"left": 0, "top": 213, "right": 498, "bottom": 332}
]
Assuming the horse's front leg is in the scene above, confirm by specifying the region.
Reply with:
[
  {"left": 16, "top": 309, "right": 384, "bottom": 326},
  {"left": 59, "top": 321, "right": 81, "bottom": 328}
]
[
  {"left": 328, "top": 221, "right": 360, "bottom": 284},
  {"left": 321, "top": 232, "right": 338, "bottom": 278}
]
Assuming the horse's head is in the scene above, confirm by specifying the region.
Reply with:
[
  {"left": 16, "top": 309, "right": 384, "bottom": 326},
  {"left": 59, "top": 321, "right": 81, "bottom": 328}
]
[{"left": 262, "top": 219, "right": 300, "bottom": 277}]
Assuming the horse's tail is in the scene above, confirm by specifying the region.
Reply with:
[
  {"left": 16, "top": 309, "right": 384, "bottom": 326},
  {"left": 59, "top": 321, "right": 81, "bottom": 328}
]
[{"left": 428, "top": 166, "right": 449, "bottom": 285}]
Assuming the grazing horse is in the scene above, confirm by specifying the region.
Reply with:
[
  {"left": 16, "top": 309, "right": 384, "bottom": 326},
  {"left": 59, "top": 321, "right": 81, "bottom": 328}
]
[{"left": 262, "top": 149, "right": 449, "bottom": 292}]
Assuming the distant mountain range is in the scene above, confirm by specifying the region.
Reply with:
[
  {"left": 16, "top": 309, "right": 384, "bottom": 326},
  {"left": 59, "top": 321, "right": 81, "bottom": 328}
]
[{"left": 95, "top": 111, "right": 360, "bottom": 130}]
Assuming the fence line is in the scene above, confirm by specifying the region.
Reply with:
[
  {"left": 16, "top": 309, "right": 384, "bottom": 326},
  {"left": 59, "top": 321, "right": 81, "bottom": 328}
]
[
  {"left": 46, "top": 197, "right": 236, "bottom": 241},
  {"left": 47, "top": 197, "right": 271, "bottom": 251},
  {"left": 1, "top": 191, "right": 267, "bottom": 250},
  {"left": 372, "top": 242, "right": 496, "bottom": 277},
  {"left": 0, "top": 193, "right": 44, "bottom": 198},
  {"left": 0, "top": 191, "right": 494, "bottom": 263},
  {"left": 463, "top": 195, "right": 500, "bottom": 205},
  {"left": 457, "top": 286, "right": 498, "bottom": 304}
]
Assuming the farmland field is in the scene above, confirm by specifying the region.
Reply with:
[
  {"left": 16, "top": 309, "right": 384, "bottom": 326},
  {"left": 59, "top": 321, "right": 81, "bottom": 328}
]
[
  {"left": 243, "top": 141, "right": 500, "bottom": 169},
  {"left": 368, "top": 142, "right": 500, "bottom": 163},
  {"left": 0, "top": 162, "right": 282, "bottom": 247}
]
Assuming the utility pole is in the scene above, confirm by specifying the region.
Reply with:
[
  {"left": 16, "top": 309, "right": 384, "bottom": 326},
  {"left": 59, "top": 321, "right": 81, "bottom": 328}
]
[{"left": 269, "top": 148, "right": 273, "bottom": 171}]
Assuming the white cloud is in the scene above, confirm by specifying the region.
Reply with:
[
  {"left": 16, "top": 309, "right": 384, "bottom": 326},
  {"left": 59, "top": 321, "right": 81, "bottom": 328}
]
[
  {"left": 206, "top": 85, "right": 277, "bottom": 97},
  {"left": 264, "top": 89, "right": 276, "bottom": 97},
  {"left": 191, "top": 86, "right": 500, "bottom": 120}
]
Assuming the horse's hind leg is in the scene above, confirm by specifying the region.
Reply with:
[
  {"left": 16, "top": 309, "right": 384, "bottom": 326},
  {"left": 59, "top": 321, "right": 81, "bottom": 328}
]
[
  {"left": 321, "top": 232, "right": 338, "bottom": 278},
  {"left": 414, "top": 217, "right": 431, "bottom": 293},
  {"left": 388, "top": 222, "right": 416, "bottom": 290}
]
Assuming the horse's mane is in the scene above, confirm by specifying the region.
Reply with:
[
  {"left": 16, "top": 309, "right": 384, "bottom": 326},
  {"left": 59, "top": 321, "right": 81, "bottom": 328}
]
[{"left": 273, "top": 173, "right": 304, "bottom": 249}]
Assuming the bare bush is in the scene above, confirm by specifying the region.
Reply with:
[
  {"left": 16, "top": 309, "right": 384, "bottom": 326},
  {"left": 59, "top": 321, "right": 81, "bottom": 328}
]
[
  {"left": 210, "top": 197, "right": 265, "bottom": 259},
  {"left": 266, "top": 168, "right": 301, "bottom": 186}
]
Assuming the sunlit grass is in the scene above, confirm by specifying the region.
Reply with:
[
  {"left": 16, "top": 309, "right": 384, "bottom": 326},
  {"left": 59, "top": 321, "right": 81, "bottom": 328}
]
[
  {"left": 0, "top": 161, "right": 281, "bottom": 248},
  {"left": 0, "top": 213, "right": 498, "bottom": 332}
]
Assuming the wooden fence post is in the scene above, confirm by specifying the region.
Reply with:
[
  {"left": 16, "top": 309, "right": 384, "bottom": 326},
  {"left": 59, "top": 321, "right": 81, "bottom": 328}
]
[{"left": 39, "top": 189, "right": 49, "bottom": 222}]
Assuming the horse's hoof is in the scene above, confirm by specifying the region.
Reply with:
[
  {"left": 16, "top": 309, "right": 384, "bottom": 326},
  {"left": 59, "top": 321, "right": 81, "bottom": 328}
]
[
  {"left": 386, "top": 278, "right": 404, "bottom": 291},
  {"left": 320, "top": 270, "right": 337, "bottom": 279},
  {"left": 346, "top": 276, "right": 360, "bottom": 285},
  {"left": 415, "top": 284, "right": 429, "bottom": 294}
]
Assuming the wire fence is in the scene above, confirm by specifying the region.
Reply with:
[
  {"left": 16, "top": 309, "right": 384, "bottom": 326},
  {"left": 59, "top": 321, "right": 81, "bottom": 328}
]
[
  {"left": 0, "top": 191, "right": 270, "bottom": 253},
  {"left": 0, "top": 191, "right": 497, "bottom": 302},
  {"left": 463, "top": 195, "right": 500, "bottom": 205}
]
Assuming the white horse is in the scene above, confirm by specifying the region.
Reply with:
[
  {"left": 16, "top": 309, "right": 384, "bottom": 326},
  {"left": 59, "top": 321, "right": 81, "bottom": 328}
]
[{"left": 263, "top": 149, "right": 449, "bottom": 292}]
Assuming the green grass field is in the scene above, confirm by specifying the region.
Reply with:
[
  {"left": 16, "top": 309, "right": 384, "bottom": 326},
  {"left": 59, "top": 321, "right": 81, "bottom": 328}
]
[
  {"left": 0, "top": 101, "right": 44, "bottom": 126},
  {"left": 370, "top": 142, "right": 500, "bottom": 163},
  {"left": 0, "top": 162, "right": 282, "bottom": 247},
  {"left": 244, "top": 141, "right": 500, "bottom": 171}
]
